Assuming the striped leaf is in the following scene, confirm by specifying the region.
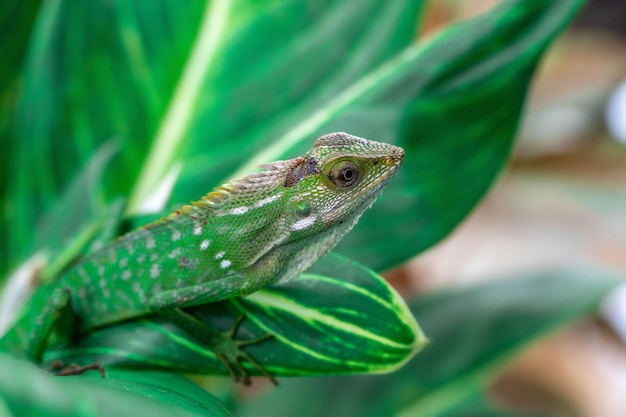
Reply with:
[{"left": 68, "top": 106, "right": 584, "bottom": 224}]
[
  {"left": 236, "top": 269, "right": 621, "bottom": 417},
  {"left": 45, "top": 254, "right": 426, "bottom": 377}
]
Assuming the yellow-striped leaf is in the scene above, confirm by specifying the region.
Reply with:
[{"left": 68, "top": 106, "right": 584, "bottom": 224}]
[{"left": 45, "top": 254, "right": 426, "bottom": 377}]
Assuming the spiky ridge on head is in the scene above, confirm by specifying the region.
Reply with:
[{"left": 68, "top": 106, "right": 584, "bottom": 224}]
[{"left": 198, "top": 158, "right": 303, "bottom": 210}]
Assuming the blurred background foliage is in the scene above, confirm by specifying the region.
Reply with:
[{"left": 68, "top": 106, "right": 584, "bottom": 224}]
[
  {"left": 2, "top": 0, "right": 626, "bottom": 416},
  {"left": 386, "top": 1, "right": 626, "bottom": 416}
]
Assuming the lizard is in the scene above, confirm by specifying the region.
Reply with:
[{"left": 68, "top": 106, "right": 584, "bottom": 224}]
[{"left": 0, "top": 132, "right": 404, "bottom": 384}]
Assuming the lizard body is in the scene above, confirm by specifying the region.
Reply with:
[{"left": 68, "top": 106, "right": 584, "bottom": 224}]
[{"left": 1, "top": 133, "right": 404, "bottom": 379}]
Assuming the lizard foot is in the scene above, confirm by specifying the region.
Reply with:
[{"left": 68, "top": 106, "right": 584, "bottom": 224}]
[
  {"left": 214, "top": 315, "right": 277, "bottom": 386},
  {"left": 48, "top": 360, "right": 106, "bottom": 378}
]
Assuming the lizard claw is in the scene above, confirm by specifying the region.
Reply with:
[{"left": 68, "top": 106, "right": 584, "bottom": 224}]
[
  {"left": 215, "top": 315, "right": 278, "bottom": 386},
  {"left": 48, "top": 360, "right": 106, "bottom": 378}
]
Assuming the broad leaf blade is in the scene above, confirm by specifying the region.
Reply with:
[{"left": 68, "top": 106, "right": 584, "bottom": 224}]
[
  {"left": 45, "top": 254, "right": 426, "bottom": 377},
  {"left": 333, "top": 0, "right": 585, "bottom": 270},
  {"left": 235, "top": 269, "right": 620, "bottom": 417},
  {"left": 0, "top": 355, "right": 230, "bottom": 417}
]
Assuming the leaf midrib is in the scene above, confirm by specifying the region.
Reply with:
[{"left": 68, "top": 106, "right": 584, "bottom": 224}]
[{"left": 126, "top": 0, "right": 233, "bottom": 215}]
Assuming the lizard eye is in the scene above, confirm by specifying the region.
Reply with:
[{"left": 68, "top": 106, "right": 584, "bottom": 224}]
[
  {"left": 296, "top": 201, "right": 312, "bottom": 218},
  {"left": 329, "top": 160, "right": 360, "bottom": 188}
]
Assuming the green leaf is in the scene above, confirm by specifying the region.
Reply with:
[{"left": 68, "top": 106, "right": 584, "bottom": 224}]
[
  {"left": 0, "top": 0, "right": 42, "bottom": 278},
  {"left": 35, "top": 141, "right": 125, "bottom": 283},
  {"left": 0, "top": 354, "right": 230, "bottom": 417},
  {"left": 45, "top": 254, "right": 426, "bottom": 377},
  {"left": 235, "top": 269, "right": 621, "bottom": 417},
  {"left": 334, "top": 0, "right": 585, "bottom": 270},
  {"left": 5, "top": 0, "right": 424, "bottom": 275}
]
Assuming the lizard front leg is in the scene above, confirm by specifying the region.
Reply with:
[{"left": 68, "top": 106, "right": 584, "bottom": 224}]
[
  {"left": 157, "top": 307, "right": 276, "bottom": 386},
  {"left": 147, "top": 256, "right": 282, "bottom": 385}
]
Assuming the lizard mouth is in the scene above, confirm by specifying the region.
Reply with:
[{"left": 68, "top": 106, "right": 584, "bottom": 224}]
[{"left": 354, "top": 151, "right": 404, "bottom": 201}]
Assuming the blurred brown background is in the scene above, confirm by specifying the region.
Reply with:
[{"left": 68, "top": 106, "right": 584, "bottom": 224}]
[{"left": 387, "top": 1, "right": 626, "bottom": 416}]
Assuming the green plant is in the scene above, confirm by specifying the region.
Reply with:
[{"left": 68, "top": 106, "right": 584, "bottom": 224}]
[{"left": 2, "top": 0, "right": 614, "bottom": 416}]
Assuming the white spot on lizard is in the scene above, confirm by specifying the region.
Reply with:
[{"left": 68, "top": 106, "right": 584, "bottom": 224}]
[
  {"left": 122, "top": 270, "right": 132, "bottom": 281},
  {"left": 168, "top": 248, "right": 181, "bottom": 259},
  {"left": 150, "top": 264, "right": 160, "bottom": 279},
  {"left": 137, "top": 254, "right": 146, "bottom": 264},
  {"left": 119, "top": 258, "right": 128, "bottom": 268},
  {"left": 78, "top": 267, "right": 90, "bottom": 284},
  {"left": 254, "top": 194, "right": 282, "bottom": 208},
  {"left": 193, "top": 224, "right": 203, "bottom": 235},
  {"left": 200, "top": 240, "right": 211, "bottom": 251},
  {"left": 292, "top": 217, "right": 315, "bottom": 231},
  {"left": 215, "top": 251, "right": 225, "bottom": 260},
  {"left": 146, "top": 235, "right": 156, "bottom": 249},
  {"left": 172, "top": 229, "right": 181, "bottom": 241},
  {"left": 229, "top": 206, "right": 248, "bottom": 215},
  {"left": 220, "top": 260, "right": 231, "bottom": 269}
]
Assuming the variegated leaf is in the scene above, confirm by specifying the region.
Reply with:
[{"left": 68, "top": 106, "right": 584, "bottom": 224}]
[{"left": 45, "top": 254, "right": 426, "bottom": 377}]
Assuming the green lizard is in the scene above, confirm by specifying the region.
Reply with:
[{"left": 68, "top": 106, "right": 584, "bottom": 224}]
[{"left": 0, "top": 132, "right": 404, "bottom": 384}]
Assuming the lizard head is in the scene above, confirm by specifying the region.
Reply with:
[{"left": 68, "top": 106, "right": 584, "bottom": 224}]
[
  {"left": 262, "top": 132, "right": 403, "bottom": 282},
  {"left": 283, "top": 132, "right": 404, "bottom": 232}
]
